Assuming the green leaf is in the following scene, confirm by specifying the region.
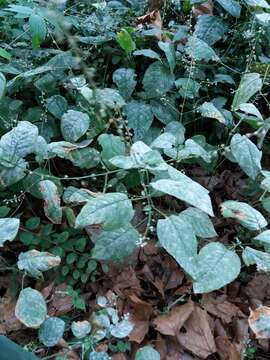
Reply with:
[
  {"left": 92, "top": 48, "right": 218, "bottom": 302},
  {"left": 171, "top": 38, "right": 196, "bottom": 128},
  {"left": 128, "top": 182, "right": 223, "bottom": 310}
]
[
  {"left": 230, "top": 134, "right": 262, "bottom": 179},
  {"left": 0, "top": 72, "right": 6, "bottom": 100},
  {"left": 98, "top": 134, "right": 125, "bottom": 163},
  {"left": 116, "top": 29, "right": 136, "bottom": 54},
  {"left": 199, "top": 101, "right": 227, "bottom": 125},
  {"left": 143, "top": 61, "right": 175, "bottom": 98},
  {"left": 243, "top": 247, "right": 270, "bottom": 271},
  {"left": 15, "top": 288, "right": 47, "bottom": 328},
  {"left": 29, "top": 14, "right": 47, "bottom": 48},
  {"left": 194, "top": 15, "right": 226, "bottom": 45},
  {"left": 38, "top": 317, "right": 65, "bottom": 347},
  {"left": 221, "top": 200, "right": 267, "bottom": 230},
  {"left": 216, "top": 0, "right": 241, "bottom": 17},
  {"left": 75, "top": 193, "right": 134, "bottom": 230},
  {"left": 0, "top": 121, "right": 39, "bottom": 158},
  {"left": 39, "top": 180, "right": 62, "bottom": 224},
  {"left": 179, "top": 208, "right": 217, "bottom": 238},
  {"left": 0, "top": 48, "right": 12, "bottom": 61},
  {"left": 158, "top": 41, "right": 176, "bottom": 72},
  {"left": 232, "top": 73, "right": 262, "bottom": 110},
  {"left": 193, "top": 243, "right": 241, "bottom": 293},
  {"left": 0, "top": 218, "right": 20, "bottom": 246},
  {"left": 112, "top": 68, "right": 137, "bottom": 100},
  {"left": 61, "top": 110, "right": 90, "bottom": 142},
  {"left": 175, "top": 78, "right": 201, "bottom": 99},
  {"left": 71, "top": 320, "right": 91, "bottom": 338},
  {"left": 92, "top": 225, "right": 139, "bottom": 261},
  {"left": 133, "top": 49, "right": 161, "bottom": 60},
  {"left": 17, "top": 250, "right": 61, "bottom": 278},
  {"left": 245, "top": 0, "right": 270, "bottom": 7},
  {"left": 124, "top": 101, "right": 154, "bottom": 140},
  {"left": 157, "top": 215, "right": 198, "bottom": 275},
  {"left": 185, "top": 36, "right": 219, "bottom": 62},
  {"left": 151, "top": 167, "right": 214, "bottom": 216},
  {"left": 254, "top": 230, "right": 270, "bottom": 252},
  {"left": 135, "top": 346, "right": 160, "bottom": 360},
  {"left": 46, "top": 95, "right": 68, "bottom": 119}
]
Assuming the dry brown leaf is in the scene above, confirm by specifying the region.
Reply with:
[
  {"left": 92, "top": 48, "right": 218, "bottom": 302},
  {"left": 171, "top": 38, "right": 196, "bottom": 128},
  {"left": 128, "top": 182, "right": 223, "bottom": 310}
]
[
  {"left": 245, "top": 274, "right": 270, "bottom": 301},
  {"left": 202, "top": 295, "right": 244, "bottom": 324},
  {"left": 48, "top": 283, "right": 73, "bottom": 316},
  {"left": 0, "top": 291, "right": 22, "bottom": 333},
  {"left": 112, "top": 354, "right": 127, "bottom": 360},
  {"left": 136, "top": 10, "right": 162, "bottom": 40},
  {"left": 192, "top": 0, "right": 213, "bottom": 17},
  {"left": 216, "top": 336, "right": 242, "bottom": 360},
  {"left": 248, "top": 306, "right": 270, "bottom": 339},
  {"left": 177, "top": 306, "right": 216, "bottom": 359},
  {"left": 153, "top": 301, "right": 194, "bottom": 336},
  {"left": 129, "top": 316, "right": 149, "bottom": 343},
  {"left": 128, "top": 294, "right": 153, "bottom": 320}
]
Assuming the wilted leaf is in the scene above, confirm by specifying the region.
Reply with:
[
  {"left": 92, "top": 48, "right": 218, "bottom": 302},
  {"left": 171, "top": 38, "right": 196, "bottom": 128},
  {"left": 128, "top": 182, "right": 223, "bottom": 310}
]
[
  {"left": 248, "top": 306, "right": 270, "bottom": 339},
  {"left": 17, "top": 250, "right": 61, "bottom": 278},
  {"left": 39, "top": 317, "right": 65, "bottom": 347},
  {"left": 221, "top": 200, "right": 267, "bottom": 230},
  {"left": 39, "top": 180, "right": 62, "bottom": 224},
  {"left": 15, "top": 288, "right": 47, "bottom": 328},
  {"left": 0, "top": 218, "right": 20, "bottom": 247},
  {"left": 75, "top": 193, "right": 134, "bottom": 230}
]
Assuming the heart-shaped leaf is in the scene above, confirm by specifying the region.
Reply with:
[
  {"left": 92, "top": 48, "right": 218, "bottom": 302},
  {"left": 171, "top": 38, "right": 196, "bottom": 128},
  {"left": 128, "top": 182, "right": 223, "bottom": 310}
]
[
  {"left": 38, "top": 317, "right": 65, "bottom": 347},
  {"left": 71, "top": 320, "right": 91, "bottom": 338}
]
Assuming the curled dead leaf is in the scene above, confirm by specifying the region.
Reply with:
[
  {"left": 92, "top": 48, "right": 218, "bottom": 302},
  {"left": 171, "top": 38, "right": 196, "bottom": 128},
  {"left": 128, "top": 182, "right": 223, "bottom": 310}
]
[{"left": 192, "top": 0, "right": 213, "bottom": 17}]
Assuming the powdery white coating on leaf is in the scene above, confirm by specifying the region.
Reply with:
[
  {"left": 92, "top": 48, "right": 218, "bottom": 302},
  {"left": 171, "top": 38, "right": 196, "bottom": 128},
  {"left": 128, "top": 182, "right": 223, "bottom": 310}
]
[
  {"left": 71, "top": 320, "right": 91, "bottom": 338},
  {"left": 0, "top": 218, "right": 20, "bottom": 246},
  {"left": 112, "top": 68, "right": 137, "bottom": 100},
  {"left": 151, "top": 168, "right": 214, "bottom": 216},
  {"left": 232, "top": 73, "right": 262, "bottom": 110},
  {"left": 135, "top": 346, "right": 160, "bottom": 360},
  {"left": 179, "top": 207, "right": 217, "bottom": 238},
  {"left": 221, "top": 200, "right": 267, "bottom": 230},
  {"left": 110, "top": 318, "right": 134, "bottom": 338},
  {"left": 89, "top": 352, "right": 111, "bottom": 360},
  {"left": 194, "top": 15, "right": 227, "bottom": 46},
  {"left": 75, "top": 192, "right": 134, "bottom": 230},
  {"left": 38, "top": 317, "right": 65, "bottom": 347},
  {"left": 185, "top": 36, "right": 219, "bottom": 62},
  {"left": 193, "top": 242, "right": 241, "bottom": 293},
  {"left": 242, "top": 247, "right": 270, "bottom": 271},
  {"left": 143, "top": 61, "right": 175, "bottom": 98},
  {"left": 0, "top": 121, "right": 39, "bottom": 158},
  {"left": 92, "top": 225, "right": 139, "bottom": 262},
  {"left": 200, "top": 101, "right": 226, "bottom": 124},
  {"left": 39, "top": 180, "right": 62, "bottom": 224},
  {"left": 61, "top": 110, "right": 90, "bottom": 143},
  {"left": 157, "top": 215, "right": 198, "bottom": 276},
  {"left": 17, "top": 250, "right": 61, "bottom": 278},
  {"left": 230, "top": 134, "right": 262, "bottom": 179},
  {"left": 15, "top": 287, "right": 47, "bottom": 328},
  {"left": 216, "top": 0, "right": 242, "bottom": 17},
  {"left": 124, "top": 101, "right": 154, "bottom": 140}
]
